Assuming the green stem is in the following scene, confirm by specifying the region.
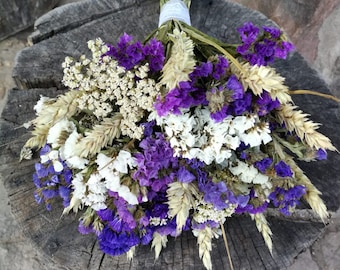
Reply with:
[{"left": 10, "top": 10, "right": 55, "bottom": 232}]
[{"left": 183, "top": 26, "right": 244, "bottom": 72}]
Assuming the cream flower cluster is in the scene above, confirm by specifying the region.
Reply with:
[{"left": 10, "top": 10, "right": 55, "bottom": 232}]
[
  {"left": 193, "top": 197, "right": 236, "bottom": 224},
  {"left": 62, "top": 38, "right": 160, "bottom": 139},
  {"left": 153, "top": 107, "right": 272, "bottom": 165}
]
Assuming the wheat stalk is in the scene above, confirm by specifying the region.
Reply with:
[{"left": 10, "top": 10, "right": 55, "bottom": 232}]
[
  {"left": 151, "top": 232, "right": 168, "bottom": 260},
  {"left": 276, "top": 103, "right": 336, "bottom": 151},
  {"left": 73, "top": 114, "right": 122, "bottom": 158},
  {"left": 196, "top": 226, "right": 213, "bottom": 270},
  {"left": 167, "top": 182, "right": 198, "bottom": 234},
  {"left": 251, "top": 213, "right": 273, "bottom": 254}
]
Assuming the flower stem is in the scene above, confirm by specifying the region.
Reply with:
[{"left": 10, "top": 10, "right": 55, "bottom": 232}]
[
  {"left": 183, "top": 26, "right": 244, "bottom": 72},
  {"left": 289, "top": 90, "right": 340, "bottom": 103},
  {"left": 220, "top": 222, "right": 235, "bottom": 270}
]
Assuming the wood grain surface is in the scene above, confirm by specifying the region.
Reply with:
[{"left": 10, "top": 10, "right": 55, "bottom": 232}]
[{"left": 1, "top": 0, "right": 339, "bottom": 269}]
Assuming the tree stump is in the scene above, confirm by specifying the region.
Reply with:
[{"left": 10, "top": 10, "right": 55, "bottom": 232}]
[
  {"left": 0, "top": 0, "right": 59, "bottom": 41},
  {"left": 1, "top": 0, "right": 339, "bottom": 269}
]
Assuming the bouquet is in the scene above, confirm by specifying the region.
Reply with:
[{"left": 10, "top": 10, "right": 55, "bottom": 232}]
[{"left": 21, "top": 0, "right": 338, "bottom": 269}]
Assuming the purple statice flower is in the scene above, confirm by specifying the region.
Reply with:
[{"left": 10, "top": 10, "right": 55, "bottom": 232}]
[
  {"left": 133, "top": 132, "right": 178, "bottom": 190},
  {"left": 141, "top": 120, "right": 156, "bottom": 137},
  {"left": 201, "top": 181, "right": 235, "bottom": 210},
  {"left": 316, "top": 149, "right": 327, "bottom": 160},
  {"left": 192, "top": 220, "right": 219, "bottom": 230},
  {"left": 78, "top": 220, "right": 94, "bottom": 235},
  {"left": 177, "top": 166, "right": 196, "bottom": 183},
  {"left": 155, "top": 81, "right": 206, "bottom": 116},
  {"left": 252, "top": 38, "right": 276, "bottom": 65},
  {"left": 105, "top": 34, "right": 165, "bottom": 72},
  {"left": 274, "top": 161, "right": 293, "bottom": 177},
  {"left": 235, "top": 189, "right": 267, "bottom": 214},
  {"left": 98, "top": 225, "right": 140, "bottom": 256},
  {"left": 209, "top": 75, "right": 245, "bottom": 122},
  {"left": 97, "top": 208, "right": 115, "bottom": 222},
  {"left": 254, "top": 157, "right": 273, "bottom": 173},
  {"left": 212, "top": 55, "right": 229, "bottom": 80},
  {"left": 143, "top": 38, "right": 165, "bottom": 72},
  {"left": 112, "top": 194, "right": 137, "bottom": 230},
  {"left": 274, "top": 41, "right": 295, "bottom": 59},
  {"left": 189, "top": 61, "right": 213, "bottom": 81},
  {"left": 140, "top": 227, "right": 154, "bottom": 245},
  {"left": 105, "top": 33, "right": 144, "bottom": 70},
  {"left": 235, "top": 201, "right": 268, "bottom": 214},
  {"left": 263, "top": 26, "right": 281, "bottom": 39},
  {"left": 237, "top": 22, "right": 294, "bottom": 66},
  {"left": 256, "top": 91, "right": 280, "bottom": 116},
  {"left": 210, "top": 105, "right": 228, "bottom": 122},
  {"left": 230, "top": 92, "right": 252, "bottom": 115},
  {"left": 227, "top": 75, "right": 244, "bottom": 100},
  {"left": 268, "top": 185, "right": 306, "bottom": 215},
  {"left": 35, "top": 163, "right": 49, "bottom": 178},
  {"left": 237, "top": 22, "right": 260, "bottom": 45},
  {"left": 33, "top": 144, "right": 73, "bottom": 210}
]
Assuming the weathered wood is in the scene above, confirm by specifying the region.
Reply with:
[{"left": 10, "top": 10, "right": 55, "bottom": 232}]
[
  {"left": 1, "top": 0, "right": 340, "bottom": 269},
  {"left": 0, "top": 0, "right": 59, "bottom": 41}
]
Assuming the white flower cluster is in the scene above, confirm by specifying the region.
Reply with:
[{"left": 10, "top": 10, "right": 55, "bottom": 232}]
[
  {"left": 229, "top": 159, "right": 271, "bottom": 187},
  {"left": 153, "top": 107, "right": 272, "bottom": 165},
  {"left": 96, "top": 150, "right": 139, "bottom": 205},
  {"left": 71, "top": 150, "right": 138, "bottom": 211},
  {"left": 193, "top": 197, "right": 236, "bottom": 224},
  {"left": 62, "top": 38, "right": 160, "bottom": 139},
  {"left": 46, "top": 118, "right": 89, "bottom": 170}
]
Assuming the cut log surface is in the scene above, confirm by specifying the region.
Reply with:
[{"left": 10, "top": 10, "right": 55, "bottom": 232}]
[
  {"left": 0, "top": 0, "right": 60, "bottom": 41},
  {"left": 1, "top": 0, "right": 339, "bottom": 269}
]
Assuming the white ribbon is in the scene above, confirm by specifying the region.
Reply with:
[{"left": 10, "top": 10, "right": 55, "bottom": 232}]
[{"left": 158, "top": 0, "right": 191, "bottom": 27}]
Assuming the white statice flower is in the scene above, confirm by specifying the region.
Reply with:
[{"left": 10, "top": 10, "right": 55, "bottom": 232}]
[
  {"left": 46, "top": 118, "right": 76, "bottom": 148},
  {"left": 85, "top": 172, "right": 107, "bottom": 210},
  {"left": 59, "top": 130, "right": 89, "bottom": 169},
  {"left": 157, "top": 107, "right": 242, "bottom": 165},
  {"left": 112, "top": 150, "right": 137, "bottom": 174},
  {"left": 40, "top": 149, "right": 64, "bottom": 173},
  {"left": 229, "top": 159, "right": 269, "bottom": 185},
  {"left": 72, "top": 172, "right": 87, "bottom": 202},
  {"left": 33, "top": 95, "right": 52, "bottom": 114},
  {"left": 96, "top": 151, "right": 139, "bottom": 205}
]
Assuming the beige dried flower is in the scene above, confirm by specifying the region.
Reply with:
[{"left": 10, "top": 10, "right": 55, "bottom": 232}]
[
  {"left": 167, "top": 181, "right": 199, "bottom": 234},
  {"left": 231, "top": 62, "right": 292, "bottom": 104},
  {"left": 160, "top": 27, "right": 196, "bottom": 91},
  {"left": 251, "top": 213, "right": 273, "bottom": 254},
  {"left": 151, "top": 232, "right": 168, "bottom": 260},
  {"left": 196, "top": 226, "right": 213, "bottom": 270},
  {"left": 276, "top": 103, "right": 336, "bottom": 151},
  {"left": 73, "top": 114, "right": 122, "bottom": 158}
]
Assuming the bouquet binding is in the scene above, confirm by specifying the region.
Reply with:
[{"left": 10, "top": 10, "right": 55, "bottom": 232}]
[{"left": 3, "top": 0, "right": 338, "bottom": 270}]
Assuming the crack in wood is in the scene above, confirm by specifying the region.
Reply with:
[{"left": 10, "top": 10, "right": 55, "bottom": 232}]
[
  {"left": 87, "top": 239, "right": 97, "bottom": 268},
  {"left": 30, "top": 0, "right": 155, "bottom": 44}
]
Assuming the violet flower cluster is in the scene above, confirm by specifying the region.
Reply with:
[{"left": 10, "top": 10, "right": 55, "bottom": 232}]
[{"left": 237, "top": 22, "right": 295, "bottom": 66}]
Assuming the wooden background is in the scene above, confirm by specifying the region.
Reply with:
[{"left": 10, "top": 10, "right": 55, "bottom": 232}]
[{"left": 0, "top": 0, "right": 339, "bottom": 269}]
